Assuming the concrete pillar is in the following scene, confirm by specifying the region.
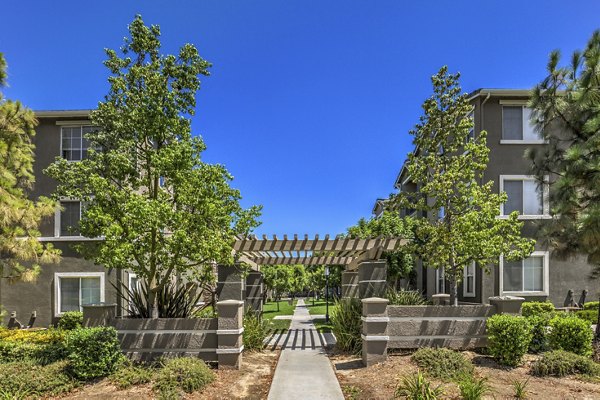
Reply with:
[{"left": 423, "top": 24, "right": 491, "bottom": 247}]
[
  {"left": 358, "top": 260, "right": 387, "bottom": 298},
  {"left": 82, "top": 304, "right": 117, "bottom": 327},
  {"left": 341, "top": 271, "right": 359, "bottom": 298},
  {"left": 217, "top": 265, "right": 245, "bottom": 301},
  {"left": 216, "top": 299, "right": 244, "bottom": 369},
  {"left": 488, "top": 296, "right": 525, "bottom": 315},
  {"left": 361, "top": 297, "right": 389, "bottom": 367},
  {"left": 245, "top": 271, "right": 263, "bottom": 314},
  {"left": 432, "top": 294, "right": 450, "bottom": 306}
]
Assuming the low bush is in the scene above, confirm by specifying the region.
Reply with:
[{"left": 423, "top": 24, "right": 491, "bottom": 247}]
[
  {"left": 531, "top": 350, "right": 600, "bottom": 377},
  {"left": 394, "top": 371, "right": 443, "bottom": 400},
  {"left": 154, "top": 357, "right": 215, "bottom": 398},
  {"left": 486, "top": 314, "right": 532, "bottom": 366},
  {"left": 243, "top": 310, "right": 267, "bottom": 351},
  {"left": 576, "top": 310, "right": 598, "bottom": 325},
  {"left": 548, "top": 315, "right": 594, "bottom": 356},
  {"left": 110, "top": 363, "right": 154, "bottom": 389},
  {"left": 57, "top": 311, "right": 83, "bottom": 330},
  {"left": 385, "top": 289, "right": 427, "bottom": 305},
  {"left": 593, "top": 340, "right": 600, "bottom": 363},
  {"left": 583, "top": 301, "right": 599, "bottom": 310},
  {"left": 521, "top": 301, "right": 554, "bottom": 317},
  {"left": 0, "top": 327, "right": 65, "bottom": 344},
  {"left": 457, "top": 374, "right": 491, "bottom": 400},
  {"left": 411, "top": 348, "right": 473, "bottom": 381},
  {"left": 0, "top": 340, "right": 67, "bottom": 365},
  {"left": 65, "top": 327, "right": 123, "bottom": 380},
  {"left": 331, "top": 298, "right": 362, "bottom": 354},
  {"left": 0, "top": 360, "right": 78, "bottom": 398},
  {"left": 526, "top": 313, "right": 553, "bottom": 353}
]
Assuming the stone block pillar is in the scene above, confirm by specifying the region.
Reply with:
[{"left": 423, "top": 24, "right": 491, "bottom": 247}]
[
  {"left": 82, "top": 304, "right": 117, "bottom": 327},
  {"left": 488, "top": 296, "right": 525, "bottom": 315},
  {"left": 341, "top": 271, "right": 359, "bottom": 298},
  {"left": 217, "top": 265, "right": 245, "bottom": 302},
  {"left": 358, "top": 260, "right": 387, "bottom": 298},
  {"left": 216, "top": 299, "right": 244, "bottom": 369},
  {"left": 245, "top": 271, "right": 263, "bottom": 314},
  {"left": 361, "top": 297, "right": 389, "bottom": 367}
]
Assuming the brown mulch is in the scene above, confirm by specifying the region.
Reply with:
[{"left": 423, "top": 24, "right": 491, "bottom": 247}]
[
  {"left": 330, "top": 351, "right": 600, "bottom": 400},
  {"left": 60, "top": 350, "right": 280, "bottom": 400}
]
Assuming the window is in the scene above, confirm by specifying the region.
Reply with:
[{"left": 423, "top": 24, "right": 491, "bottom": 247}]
[
  {"left": 463, "top": 262, "right": 476, "bottom": 297},
  {"left": 55, "top": 272, "right": 104, "bottom": 315},
  {"left": 500, "top": 252, "right": 549, "bottom": 295},
  {"left": 56, "top": 201, "right": 82, "bottom": 236},
  {"left": 500, "top": 175, "right": 549, "bottom": 218},
  {"left": 128, "top": 273, "right": 141, "bottom": 314},
  {"left": 501, "top": 106, "right": 543, "bottom": 143},
  {"left": 61, "top": 126, "right": 96, "bottom": 161},
  {"left": 436, "top": 267, "right": 445, "bottom": 294}
]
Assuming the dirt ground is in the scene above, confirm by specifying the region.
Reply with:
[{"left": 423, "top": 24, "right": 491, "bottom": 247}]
[
  {"left": 331, "top": 351, "right": 600, "bottom": 400},
  {"left": 60, "top": 350, "right": 279, "bottom": 400}
]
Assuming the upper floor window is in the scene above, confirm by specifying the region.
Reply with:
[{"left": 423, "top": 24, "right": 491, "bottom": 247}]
[
  {"left": 500, "top": 175, "right": 549, "bottom": 218},
  {"left": 56, "top": 200, "right": 82, "bottom": 237},
  {"left": 61, "top": 126, "right": 96, "bottom": 161},
  {"left": 501, "top": 252, "right": 549, "bottom": 295},
  {"left": 501, "top": 106, "right": 543, "bottom": 143}
]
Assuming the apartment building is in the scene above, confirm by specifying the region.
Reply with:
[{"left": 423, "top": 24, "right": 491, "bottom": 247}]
[
  {"left": 384, "top": 89, "right": 599, "bottom": 306},
  {"left": 2, "top": 111, "right": 128, "bottom": 327}
]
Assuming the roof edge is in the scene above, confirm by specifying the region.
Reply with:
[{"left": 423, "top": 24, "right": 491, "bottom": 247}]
[{"left": 35, "top": 110, "right": 92, "bottom": 118}]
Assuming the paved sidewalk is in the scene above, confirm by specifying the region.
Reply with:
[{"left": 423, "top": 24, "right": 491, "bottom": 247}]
[{"left": 267, "top": 299, "right": 344, "bottom": 400}]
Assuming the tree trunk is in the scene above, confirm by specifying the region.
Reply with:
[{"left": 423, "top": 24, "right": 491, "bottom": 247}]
[{"left": 448, "top": 271, "right": 459, "bottom": 306}]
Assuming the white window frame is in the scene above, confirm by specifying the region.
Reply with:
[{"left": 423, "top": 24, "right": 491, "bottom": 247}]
[
  {"left": 499, "top": 175, "right": 550, "bottom": 219},
  {"left": 54, "top": 199, "right": 83, "bottom": 238},
  {"left": 60, "top": 125, "right": 96, "bottom": 162},
  {"left": 499, "top": 103, "right": 546, "bottom": 144},
  {"left": 127, "top": 272, "right": 141, "bottom": 314},
  {"left": 499, "top": 251, "right": 549, "bottom": 296},
  {"left": 435, "top": 267, "right": 445, "bottom": 294},
  {"left": 463, "top": 262, "right": 476, "bottom": 298},
  {"left": 54, "top": 272, "right": 105, "bottom": 316}
]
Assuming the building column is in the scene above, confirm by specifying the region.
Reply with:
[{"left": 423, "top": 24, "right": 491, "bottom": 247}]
[
  {"left": 217, "top": 265, "right": 245, "bottom": 302},
  {"left": 216, "top": 299, "right": 244, "bottom": 369},
  {"left": 361, "top": 297, "right": 389, "bottom": 366},
  {"left": 341, "top": 271, "right": 359, "bottom": 298},
  {"left": 245, "top": 270, "right": 263, "bottom": 314},
  {"left": 358, "top": 260, "right": 387, "bottom": 298}
]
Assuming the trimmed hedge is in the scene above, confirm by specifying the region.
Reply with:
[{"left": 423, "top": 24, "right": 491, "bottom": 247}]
[
  {"left": 57, "top": 311, "right": 83, "bottom": 330},
  {"left": 548, "top": 315, "right": 594, "bottom": 356},
  {"left": 583, "top": 301, "right": 599, "bottom": 310},
  {"left": 521, "top": 301, "right": 555, "bottom": 317},
  {"left": 576, "top": 310, "right": 599, "bottom": 325},
  {"left": 0, "top": 340, "right": 67, "bottom": 365},
  {"left": 526, "top": 313, "right": 553, "bottom": 353},
  {"left": 487, "top": 314, "right": 532, "bottom": 366},
  {"left": 532, "top": 350, "right": 600, "bottom": 377},
  {"left": 65, "top": 327, "right": 123, "bottom": 379}
]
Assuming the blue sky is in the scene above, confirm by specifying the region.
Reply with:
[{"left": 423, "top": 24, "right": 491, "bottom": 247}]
[{"left": 1, "top": 1, "right": 599, "bottom": 236}]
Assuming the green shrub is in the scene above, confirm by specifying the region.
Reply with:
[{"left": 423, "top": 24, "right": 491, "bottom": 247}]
[
  {"left": 110, "top": 363, "right": 154, "bottom": 389},
  {"left": 411, "top": 348, "right": 473, "bottom": 381},
  {"left": 331, "top": 298, "right": 362, "bottom": 354},
  {"left": 576, "top": 310, "right": 598, "bottom": 325},
  {"left": 526, "top": 313, "right": 553, "bottom": 353},
  {"left": 385, "top": 289, "right": 427, "bottom": 305},
  {"left": 548, "top": 315, "right": 594, "bottom": 356},
  {"left": 395, "top": 371, "right": 443, "bottom": 400},
  {"left": 0, "top": 341, "right": 67, "bottom": 365},
  {"left": 457, "top": 374, "right": 491, "bottom": 400},
  {"left": 521, "top": 301, "right": 554, "bottom": 317},
  {"left": 531, "top": 350, "right": 600, "bottom": 377},
  {"left": 486, "top": 314, "right": 532, "bottom": 366},
  {"left": 243, "top": 311, "right": 267, "bottom": 351},
  {"left": 583, "top": 301, "right": 599, "bottom": 310},
  {"left": 0, "top": 327, "right": 65, "bottom": 344},
  {"left": 0, "top": 360, "right": 78, "bottom": 398},
  {"left": 57, "top": 311, "right": 83, "bottom": 330},
  {"left": 154, "top": 357, "right": 215, "bottom": 398},
  {"left": 65, "top": 327, "right": 123, "bottom": 380}
]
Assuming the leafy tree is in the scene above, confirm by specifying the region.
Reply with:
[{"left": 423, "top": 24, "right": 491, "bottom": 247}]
[
  {"left": 346, "top": 211, "right": 415, "bottom": 289},
  {"left": 528, "top": 30, "right": 600, "bottom": 277},
  {"left": 390, "top": 66, "right": 534, "bottom": 305},
  {"left": 0, "top": 53, "right": 60, "bottom": 282},
  {"left": 262, "top": 265, "right": 292, "bottom": 311},
  {"left": 306, "top": 265, "right": 325, "bottom": 305},
  {"left": 45, "top": 16, "right": 261, "bottom": 316},
  {"left": 289, "top": 265, "right": 307, "bottom": 300}
]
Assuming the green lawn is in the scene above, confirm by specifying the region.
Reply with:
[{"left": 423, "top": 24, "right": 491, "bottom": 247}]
[
  {"left": 304, "top": 299, "right": 331, "bottom": 316},
  {"left": 313, "top": 319, "right": 333, "bottom": 333},
  {"left": 262, "top": 299, "right": 297, "bottom": 331}
]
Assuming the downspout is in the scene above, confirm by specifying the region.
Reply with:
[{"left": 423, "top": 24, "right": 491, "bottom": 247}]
[{"left": 479, "top": 92, "right": 491, "bottom": 304}]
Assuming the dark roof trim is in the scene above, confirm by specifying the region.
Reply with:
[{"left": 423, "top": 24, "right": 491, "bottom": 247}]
[{"left": 35, "top": 110, "right": 92, "bottom": 118}]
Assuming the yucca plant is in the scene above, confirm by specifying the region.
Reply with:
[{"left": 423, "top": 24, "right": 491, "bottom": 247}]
[
  {"left": 331, "top": 298, "right": 362, "bottom": 354},
  {"left": 395, "top": 371, "right": 443, "bottom": 400},
  {"left": 115, "top": 280, "right": 203, "bottom": 318}
]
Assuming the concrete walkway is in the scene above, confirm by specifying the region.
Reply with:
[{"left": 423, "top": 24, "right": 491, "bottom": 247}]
[{"left": 267, "top": 299, "right": 344, "bottom": 400}]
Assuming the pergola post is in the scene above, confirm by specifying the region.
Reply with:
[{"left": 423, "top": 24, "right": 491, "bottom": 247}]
[
  {"left": 217, "top": 265, "right": 245, "bottom": 302},
  {"left": 245, "top": 270, "right": 263, "bottom": 315},
  {"left": 358, "top": 260, "right": 387, "bottom": 298},
  {"left": 341, "top": 271, "right": 359, "bottom": 298}
]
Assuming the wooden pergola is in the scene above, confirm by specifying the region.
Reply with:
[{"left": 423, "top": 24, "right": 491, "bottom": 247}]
[{"left": 233, "top": 234, "right": 406, "bottom": 269}]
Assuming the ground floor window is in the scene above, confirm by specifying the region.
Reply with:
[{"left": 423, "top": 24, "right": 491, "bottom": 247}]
[
  {"left": 55, "top": 272, "right": 104, "bottom": 315},
  {"left": 501, "top": 252, "right": 549, "bottom": 295},
  {"left": 463, "top": 262, "right": 476, "bottom": 297}
]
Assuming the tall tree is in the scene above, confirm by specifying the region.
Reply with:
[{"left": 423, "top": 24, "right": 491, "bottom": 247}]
[
  {"left": 0, "top": 53, "right": 60, "bottom": 282},
  {"left": 390, "top": 66, "right": 534, "bottom": 305},
  {"left": 528, "top": 30, "right": 600, "bottom": 277},
  {"left": 45, "top": 16, "right": 261, "bottom": 316},
  {"left": 346, "top": 211, "right": 416, "bottom": 289}
]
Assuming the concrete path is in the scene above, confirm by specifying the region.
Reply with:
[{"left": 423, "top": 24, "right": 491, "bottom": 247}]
[{"left": 267, "top": 299, "right": 344, "bottom": 400}]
